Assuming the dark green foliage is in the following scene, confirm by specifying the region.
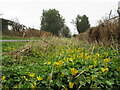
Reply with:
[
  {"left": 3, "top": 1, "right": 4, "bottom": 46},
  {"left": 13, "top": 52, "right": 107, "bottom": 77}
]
[
  {"left": 74, "top": 15, "right": 90, "bottom": 33},
  {"left": 60, "top": 25, "right": 71, "bottom": 38},
  {"left": 40, "top": 9, "right": 65, "bottom": 36}
]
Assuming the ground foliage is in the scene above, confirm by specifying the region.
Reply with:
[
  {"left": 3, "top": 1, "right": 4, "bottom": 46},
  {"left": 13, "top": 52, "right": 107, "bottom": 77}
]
[{"left": 1, "top": 37, "right": 120, "bottom": 89}]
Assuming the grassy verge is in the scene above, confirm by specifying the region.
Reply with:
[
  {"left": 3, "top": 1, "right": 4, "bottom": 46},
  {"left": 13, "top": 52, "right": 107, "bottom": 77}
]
[
  {"left": 1, "top": 37, "right": 120, "bottom": 89},
  {"left": 2, "top": 41, "right": 28, "bottom": 53},
  {"left": 1, "top": 36, "right": 40, "bottom": 40}
]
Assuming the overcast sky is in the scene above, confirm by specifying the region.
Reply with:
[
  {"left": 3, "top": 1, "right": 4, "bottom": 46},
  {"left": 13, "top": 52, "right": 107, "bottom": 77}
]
[{"left": 0, "top": 0, "right": 119, "bottom": 34}]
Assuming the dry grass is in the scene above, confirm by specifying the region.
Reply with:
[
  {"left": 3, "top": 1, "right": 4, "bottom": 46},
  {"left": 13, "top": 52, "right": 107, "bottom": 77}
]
[
  {"left": 76, "top": 18, "right": 120, "bottom": 47},
  {"left": 22, "top": 29, "right": 53, "bottom": 37},
  {"left": 3, "top": 29, "right": 53, "bottom": 38}
]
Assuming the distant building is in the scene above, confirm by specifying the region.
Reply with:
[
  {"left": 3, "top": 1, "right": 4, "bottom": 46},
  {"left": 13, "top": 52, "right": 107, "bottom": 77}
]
[
  {"left": 0, "top": 18, "right": 27, "bottom": 32},
  {"left": 0, "top": 18, "right": 9, "bottom": 32}
]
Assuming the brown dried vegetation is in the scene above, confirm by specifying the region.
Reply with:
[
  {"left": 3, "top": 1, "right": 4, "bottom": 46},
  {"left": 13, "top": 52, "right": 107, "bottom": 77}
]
[
  {"left": 22, "top": 29, "right": 53, "bottom": 37},
  {"left": 76, "top": 18, "right": 120, "bottom": 46},
  {"left": 3, "top": 29, "right": 53, "bottom": 38}
]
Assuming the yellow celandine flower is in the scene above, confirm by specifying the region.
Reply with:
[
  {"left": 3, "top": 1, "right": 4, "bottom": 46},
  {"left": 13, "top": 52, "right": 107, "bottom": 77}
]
[
  {"left": 92, "top": 76, "right": 96, "bottom": 81},
  {"left": 24, "top": 76, "right": 28, "bottom": 81},
  {"left": 37, "top": 76, "right": 43, "bottom": 81},
  {"left": 25, "top": 78, "right": 28, "bottom": 81},
  {"left": 69, "top": 82, "right": 74, "bottom": 88},
  {"left": 23, "top": 76, "right": 28, "bottom": 81},
  {"left": 89, "top": 65, "right": 93, "bottom": 69},
  {"left": 101, "top": 68, "right": 105, "bottom": 72},
  {"left": 85, "top": 53, "right": 88, "bottom": 56},
  {"left": 29, "top": 73, "right": 35, "bottom": 77},
  {"left": 106, "top": 68, "right": 109, "bottom": 71},
  {"left": 69, "top": 58, "right": 73, "bottom": 62},
  {"left": 54, "top": 62, "right": 59, "bottom": 65},
  {"left": 101, "top": 68, "right": 109, "bottom": 72},
  {"left": 104, "top": 52, "right": 108, "bottom": 56},
  {"left": 2, "top": 76, "right": 6, "bottom": 81},
  {"left": 70, "top": 68, "right": 78, "bottom": 75},
  {"left": 47, "top": 62, "right": 51, "bottom": 65},
  {"left": 85, "top": 56, "right": 90, "bottom": 60},
  {"left": 104, "top": 58, "right": 110, "bottom": 63},
  {"left": 54, "top": 62, "right": 59, "bottom": 68},
  {"left": 31, "top": 85, "right": 36, "bottom": 88},
  {"left": 33, "top": 81, "right": 36, "bottom": 86},
  {"left": 62, "top": 85, "right": 68, "bottom": 90},
  {"left": 79, "top": 53, "right": 84, "bottom": 58},
  {"left": 95, "top": 53, "right": 100, "bottom": 57},
  {"left": 61, "top": 72, "right": 65, "bottom": 77},
  {"left": 94, "top": 60, "right": 97, "bottom": 67},
  {"left": 58, "top": 60, "right": 64, "bottom": 67},
  {"left": 71, "top": 50, "right": 74, "bottom": 53}
]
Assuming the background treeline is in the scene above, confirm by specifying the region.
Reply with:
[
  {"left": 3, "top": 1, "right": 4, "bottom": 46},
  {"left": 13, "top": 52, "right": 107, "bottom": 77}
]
[
  {"left": 2, "top": 8, "right": 91, "bottom": 38},
  {"left": 2, "top": 8, "right": 119, "bottom": 47},
  {"left": 40, "top": 8, "right": 90, "bottom": 37}
]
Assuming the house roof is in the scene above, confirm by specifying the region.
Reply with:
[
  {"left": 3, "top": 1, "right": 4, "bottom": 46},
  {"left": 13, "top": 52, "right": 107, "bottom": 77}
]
[{"left": 0, "top": 14, "right": 19, "bottom": 23}]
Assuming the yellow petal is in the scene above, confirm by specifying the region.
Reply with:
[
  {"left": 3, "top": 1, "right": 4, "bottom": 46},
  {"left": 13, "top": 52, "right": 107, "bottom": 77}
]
[
  {"left": 2, "top": 76, "right": 6, "bottom": 81},
  {"left": 71, "top": 68, "right": 78, "bottom": 75},
  {"left": 47, "top": 62, "right": 51, "bottom": 65},
  {"left": 69, "top": 82, "right": 74, "bottom": 88},
  {"left": 33, "top": 81, "right": 36, "bottom": 86},
  {"left": 29, "top": 73, "right": 35, "bottom": 77},
  {"left": 89, "top": 65, "right": 93, "bottom": 69},
  {"left": 37, "top": 76, "right": 43, "bottom": 81}
]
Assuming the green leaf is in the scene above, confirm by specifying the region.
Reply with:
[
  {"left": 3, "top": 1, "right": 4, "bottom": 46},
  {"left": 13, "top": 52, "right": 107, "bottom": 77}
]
[
  {"left": 108, "top": 72, "right": 113, "bottom": 77},
  {"left": 106, "top": 80, "right": 114, "bottom": 86},
  {"left": 114, "top": 71, "right": 119, "bottom": 76},
  {"left": 86, "top": 79, "right": 91, "bottom": 84},
  {"left": 55, "top": 79, "right": 62, "bottom": 87},
  {"left": 79, "top": 81, "right": 86, "bottom": 86}
]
